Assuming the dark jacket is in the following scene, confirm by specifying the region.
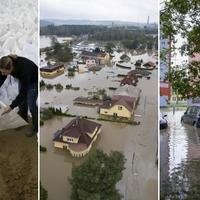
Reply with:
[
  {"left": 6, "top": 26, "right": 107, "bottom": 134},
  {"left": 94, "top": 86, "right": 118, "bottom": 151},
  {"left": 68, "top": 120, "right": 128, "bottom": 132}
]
[{"left": 0, "top": 56, "right": 38, "bottom": 109}]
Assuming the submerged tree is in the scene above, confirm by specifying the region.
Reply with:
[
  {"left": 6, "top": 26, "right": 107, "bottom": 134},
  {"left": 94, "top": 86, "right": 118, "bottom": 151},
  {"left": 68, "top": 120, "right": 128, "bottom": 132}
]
[
  {"left": 69, "top": 149, "right": 126, "bottom": 200},
  {"left": 105, "top": 42, "right": 115, "bottom": 53},
  {"left": 45, "top": 37, "right": 73, "bottom": 62},
  {"left": 161, "top": 0, "right": 200, "bottom": 97}
]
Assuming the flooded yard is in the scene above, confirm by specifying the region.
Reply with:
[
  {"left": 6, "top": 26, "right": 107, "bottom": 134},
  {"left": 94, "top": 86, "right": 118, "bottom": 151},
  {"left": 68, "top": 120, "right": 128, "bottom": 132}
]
[
  {"left": 160, "top": 110, "right": 200, "bottom": 199},
  {"left": 40, "top": 36, "right": 158, "bottom": 200}
]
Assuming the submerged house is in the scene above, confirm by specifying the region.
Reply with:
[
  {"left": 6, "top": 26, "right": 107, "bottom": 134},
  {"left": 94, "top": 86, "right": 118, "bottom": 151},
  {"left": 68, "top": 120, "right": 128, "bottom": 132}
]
[
  {"left": 120, "top": 54, "right": 131, "bottom": 62},
  {"left": 100, "top": 95, "right": 136, "bottom": 119},
  {"left": 128, "top": 69, "right": 151, "bottom": 78},
  {"left": 142, "top": 61, "right": 156, "bottom": 70},
  {"left": 96, "top": 52, "right": 110, "bottom": 64},
  {"left": 100, "top": 85, "right": 141, "bottom": 119},
  {"left": 53, "top": 118, "right": 101, "bottom": 157},
  {"left": 120, "top": 74, "right": 138, "bottom": 86},
  {"left": 81, "top": 51, "right": 97, "bottom": 60},
  {"left": 115, "top": 85, "right": 141, "bottom": 103},
  {"left": 40, "top": 64, "right": 65, "bottom": 78},
  {"left": 86, "top": 59, "right": 96, "bottom": 67},
  {"left": 81, "top": 51, "right": 110, "bottom": 65}
]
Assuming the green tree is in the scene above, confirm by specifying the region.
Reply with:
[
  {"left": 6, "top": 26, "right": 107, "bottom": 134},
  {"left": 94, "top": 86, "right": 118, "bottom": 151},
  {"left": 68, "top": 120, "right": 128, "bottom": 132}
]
[
  {"left": 105, "top": 42, "right": 115, "bottom": 53},
  {"left": 70, "top": 149, "right": 126, "bottom": 200},
  {"left": 51, "top": 35, "right": 58, "bottom": 46},
  {"left": 45, "top": 38, "right": 73, "bottom": 62},
  {"left": 161, "top": 0, "right": 200, "bottom": 97},
  {"left": 40, "top": 182, "right": 48, "bottom": 200}
]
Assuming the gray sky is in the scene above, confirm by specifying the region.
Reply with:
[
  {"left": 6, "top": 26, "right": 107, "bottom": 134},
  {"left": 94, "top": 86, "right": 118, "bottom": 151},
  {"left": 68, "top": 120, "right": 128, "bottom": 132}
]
[{"left": 40, "top": 0, "right": 158, "bottom": 23}]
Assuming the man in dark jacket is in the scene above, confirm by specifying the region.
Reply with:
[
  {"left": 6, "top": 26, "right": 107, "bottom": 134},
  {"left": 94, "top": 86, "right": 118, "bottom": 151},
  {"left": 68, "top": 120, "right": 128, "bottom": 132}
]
[{"left": 0, "top": 55, "right": 38, "bottom": 137}]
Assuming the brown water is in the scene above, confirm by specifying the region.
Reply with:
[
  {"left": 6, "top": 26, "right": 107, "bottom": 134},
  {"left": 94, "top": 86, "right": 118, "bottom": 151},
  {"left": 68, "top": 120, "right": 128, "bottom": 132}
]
[
  {"left": 40, "top": 40, "right": 158, "bottom": 199},
  {"left": 160, "top": 110, "right": 200, "bottom": 198},
  {"left": 0, "top": 126, "right": 38, "bottom": 200}
]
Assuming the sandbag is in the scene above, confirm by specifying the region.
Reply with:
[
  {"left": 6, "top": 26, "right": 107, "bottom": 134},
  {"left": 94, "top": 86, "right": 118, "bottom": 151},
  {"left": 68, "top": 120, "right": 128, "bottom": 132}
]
[{"left": 0, "top": 101, "right": 28, "bottom": 131}]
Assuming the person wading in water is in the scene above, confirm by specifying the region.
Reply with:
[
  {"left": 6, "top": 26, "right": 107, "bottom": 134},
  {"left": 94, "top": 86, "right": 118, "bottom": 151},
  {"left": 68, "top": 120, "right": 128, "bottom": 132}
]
[{"left": 0, "top": 55, "right": 38, "bottom": 137}]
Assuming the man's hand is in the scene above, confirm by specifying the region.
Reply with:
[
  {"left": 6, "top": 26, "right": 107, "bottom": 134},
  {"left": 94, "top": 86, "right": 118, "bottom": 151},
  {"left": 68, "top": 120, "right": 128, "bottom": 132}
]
[{"left": 1, "top": 106, "right": 12, "bottom": 115}]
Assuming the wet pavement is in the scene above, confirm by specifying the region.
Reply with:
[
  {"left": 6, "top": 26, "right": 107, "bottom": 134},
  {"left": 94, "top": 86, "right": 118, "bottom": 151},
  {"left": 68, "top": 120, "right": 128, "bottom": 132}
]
[
  {"left": 160, "top": 109, "right": 200, "bottom": 198},
  {"left": 40, "top": 36, "right": 158, "bottom": 200}
]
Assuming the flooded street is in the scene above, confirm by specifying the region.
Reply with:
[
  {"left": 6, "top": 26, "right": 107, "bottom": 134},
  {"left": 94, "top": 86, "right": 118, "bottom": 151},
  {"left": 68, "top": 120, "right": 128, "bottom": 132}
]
[
  {"left": 40, "top": 36, "right": 158, "bottom": 200},
  {"left": 160, "top": 110, "right": 200, "bottom": 199}
]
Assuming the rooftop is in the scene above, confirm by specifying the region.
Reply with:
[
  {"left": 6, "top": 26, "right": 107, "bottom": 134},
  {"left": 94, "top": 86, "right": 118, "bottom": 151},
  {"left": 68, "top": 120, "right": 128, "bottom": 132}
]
[
  {"left": 101, "top": 95, "right": 136, "bottom": 112},
  {"left": 53, "top": 118, "right": 101, "bottom": 147},
  {"left": 40, "top": 63, "right": 64, "bottom": 72},
  {"left": 143, "top": 61, "right": 155, "bottom": 67},
  {"left": 115, "top": 85, "right": 141, "bottom": 99}
]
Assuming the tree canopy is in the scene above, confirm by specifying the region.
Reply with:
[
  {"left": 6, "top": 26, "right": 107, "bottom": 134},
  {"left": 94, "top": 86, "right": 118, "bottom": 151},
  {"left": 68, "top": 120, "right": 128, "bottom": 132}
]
[
  {"left": 161, "top": 0, "right": 200, "bottom": 97},
  {"left": 105, "top": 42, "right": 115, "bottom": 53},
  {"left": 43, "top": 37, "right": 73, "bottom": 62},
  {"left": 161, "top": 0, "right": 200, "bottom": 54},
  {"left": 41, "top": 25, "right": 157, "bottom": 50},
  {"left": 69, "top": 149, "right": 126, "bottom": 200}
]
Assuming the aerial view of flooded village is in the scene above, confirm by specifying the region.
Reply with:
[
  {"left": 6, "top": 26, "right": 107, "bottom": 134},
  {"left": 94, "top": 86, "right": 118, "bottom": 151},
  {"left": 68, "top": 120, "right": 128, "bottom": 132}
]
[{"left": 40, "top": 0, "right": 158, "bottom": 199}]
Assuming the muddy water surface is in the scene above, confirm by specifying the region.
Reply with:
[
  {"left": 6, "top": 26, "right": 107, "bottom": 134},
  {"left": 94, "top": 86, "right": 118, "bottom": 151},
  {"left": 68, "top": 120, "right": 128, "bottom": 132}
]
[
  {"left": 0, "top": 126, "right": 38, "bottom": 200},
  {"left": 40, "top": 36, "right": 158, "bottom": 200}
]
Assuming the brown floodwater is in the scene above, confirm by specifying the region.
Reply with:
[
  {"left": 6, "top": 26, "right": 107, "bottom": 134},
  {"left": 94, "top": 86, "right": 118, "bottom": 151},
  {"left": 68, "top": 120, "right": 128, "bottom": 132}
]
[
  {"left": 0, "top": 126, "right": 38, "bottom": 200},
  {"left": 40, "top": 37, "right": 158, "bottom": 200}
]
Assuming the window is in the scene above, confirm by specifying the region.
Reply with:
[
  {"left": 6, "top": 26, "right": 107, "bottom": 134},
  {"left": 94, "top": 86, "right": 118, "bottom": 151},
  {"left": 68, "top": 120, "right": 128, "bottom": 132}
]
[
  {"left": 67, "top": 138, "right": 73, "bottom": 142},
  {"left": 187, "top": 106, "right": 199, "bottom": 115},
  {"left": 186, "top": 107, "right": 193, "bottom": 114},
  {"left": 118, "top": 106, "right": 122, "bottom": 110},
  {"left": 193, "top": 107, "right": 200, "bottom": 115}
]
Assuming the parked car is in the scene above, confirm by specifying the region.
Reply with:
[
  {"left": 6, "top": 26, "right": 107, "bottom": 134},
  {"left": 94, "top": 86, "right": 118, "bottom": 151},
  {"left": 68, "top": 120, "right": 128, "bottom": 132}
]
[
  {"left": 160, "top": 113, "right": 168, "bottom": 129},
  {"left": 181, "top": 105, "right": 200, "bottom": 128}
]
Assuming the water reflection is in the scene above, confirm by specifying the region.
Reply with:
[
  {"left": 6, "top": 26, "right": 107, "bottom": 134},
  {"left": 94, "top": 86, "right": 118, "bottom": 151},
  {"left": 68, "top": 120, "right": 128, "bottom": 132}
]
[{"left": 160, "top": 110, "right": 200, "bottom": 199}]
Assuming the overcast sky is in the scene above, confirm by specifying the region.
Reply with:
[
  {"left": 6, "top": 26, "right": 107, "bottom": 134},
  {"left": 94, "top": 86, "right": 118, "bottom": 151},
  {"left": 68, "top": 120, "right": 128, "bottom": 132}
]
[{"left": 40, "top": 0, "right": 158, "bottom": 23}]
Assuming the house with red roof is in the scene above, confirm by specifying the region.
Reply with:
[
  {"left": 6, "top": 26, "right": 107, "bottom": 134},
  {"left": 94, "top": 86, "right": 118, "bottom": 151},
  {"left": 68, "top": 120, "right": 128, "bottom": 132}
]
[
  {"left": 100, "top": 95, "right": 136, "bottom": 119},
  {"left": 99, "top": 86, "right": 141, "bottom": 119}
]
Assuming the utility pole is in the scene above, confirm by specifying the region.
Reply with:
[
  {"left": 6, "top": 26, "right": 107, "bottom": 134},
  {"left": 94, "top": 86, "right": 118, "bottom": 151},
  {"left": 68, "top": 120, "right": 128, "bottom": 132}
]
[{"left": 147, "top": 16, "right": 150, "bottom": 25}]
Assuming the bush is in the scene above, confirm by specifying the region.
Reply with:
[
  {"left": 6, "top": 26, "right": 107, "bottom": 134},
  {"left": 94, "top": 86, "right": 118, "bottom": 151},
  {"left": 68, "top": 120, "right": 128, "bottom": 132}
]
[
  {"left": 55, "top": 83, "right": 63, "bottom": 90},
  {"left": 70, "top": 150, "right": 126, "bottom": 200},
  {"left": 68, "top": 71, "right": 75, "bottom": 76},
  {"left": 66, "top": 84, "right": 72, "bottom": 89},
  {"left": 40, "top": 182, "right": 48, "bottom": 200},
  {"left": 40, "top": 146, "right": 47, "bottom": 152},
  {"left": 46, "top": 84, "right": 54, "bottom": 90}
]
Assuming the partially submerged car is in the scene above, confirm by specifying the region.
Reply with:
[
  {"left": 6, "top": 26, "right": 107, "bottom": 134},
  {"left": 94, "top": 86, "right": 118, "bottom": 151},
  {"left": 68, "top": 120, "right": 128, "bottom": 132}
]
[
  {"left": 160, "top": 113, "right": 168, "bottom": 129},
  {"left": 181, "top": 105, "right": 200, "bottom": 128}
]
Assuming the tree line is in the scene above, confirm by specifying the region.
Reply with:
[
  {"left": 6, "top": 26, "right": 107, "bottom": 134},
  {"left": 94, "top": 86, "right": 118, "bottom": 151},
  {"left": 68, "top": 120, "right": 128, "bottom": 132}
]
[
  {"left": 41, "top": 25, "right": 158, "bottom": 50},
  {"left": 161, "top": 0, "right": 200, "bottom": 98}
]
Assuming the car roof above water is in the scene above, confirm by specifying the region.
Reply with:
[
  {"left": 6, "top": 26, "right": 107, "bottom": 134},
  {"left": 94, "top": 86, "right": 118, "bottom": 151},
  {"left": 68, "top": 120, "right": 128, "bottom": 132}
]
[{"left": 186, "top": 105, "right": 200, "bottom": 113}]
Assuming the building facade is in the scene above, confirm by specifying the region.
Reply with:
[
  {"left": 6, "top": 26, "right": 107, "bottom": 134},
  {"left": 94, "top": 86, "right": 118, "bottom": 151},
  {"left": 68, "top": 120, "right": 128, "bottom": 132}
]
[
  {"left": 40, "top": 64, "right": 65, "bottom": 78},
  {"left": 160, "top": 32, "right": 171, "bottom": 107},
  {"left": 53, "top": 118, "right": 101, "bottom": 157}
]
